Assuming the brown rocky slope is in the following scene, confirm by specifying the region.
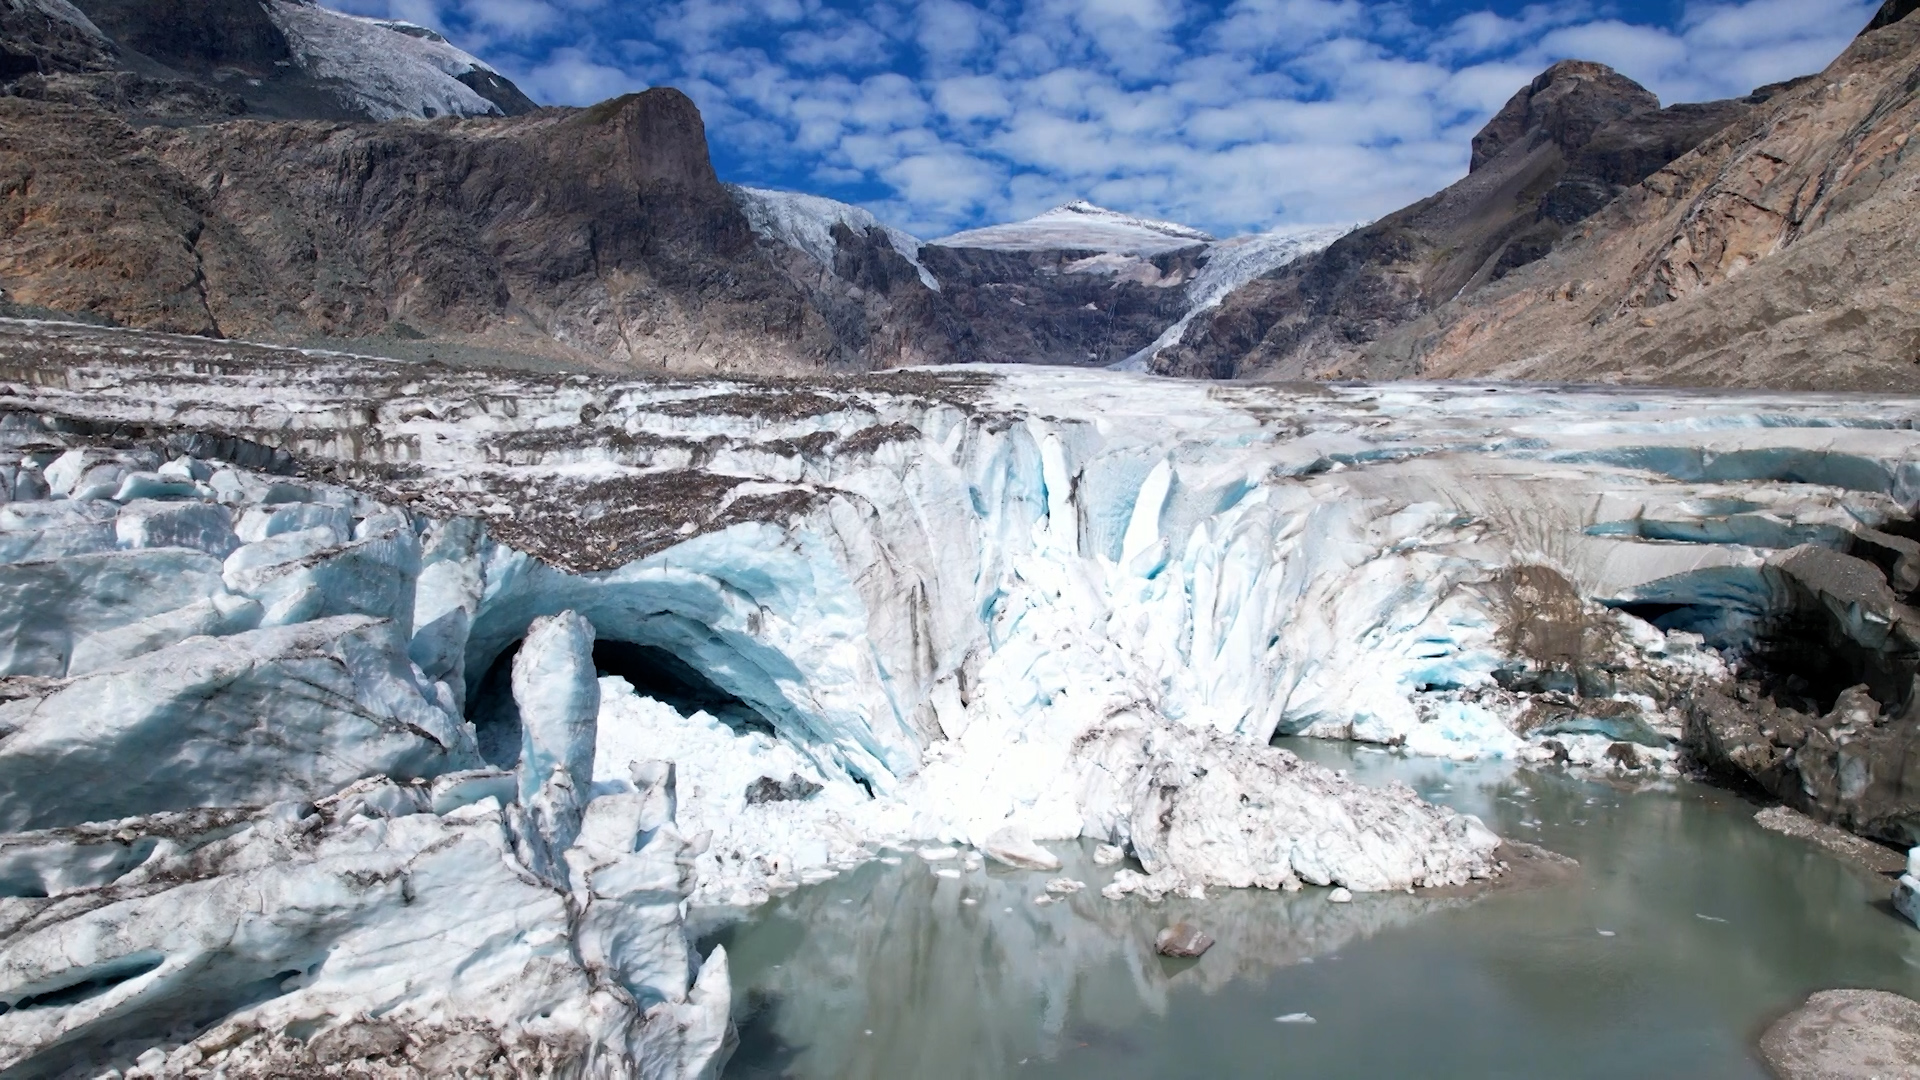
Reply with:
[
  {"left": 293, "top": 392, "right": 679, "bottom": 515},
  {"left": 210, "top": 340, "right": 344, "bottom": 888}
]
[
  {"left": 1154, "top": 60, "right": 1771, "bottom": 381},
  {"left": 1165, "top": 1, "right": 1920, "bottom": 391}
]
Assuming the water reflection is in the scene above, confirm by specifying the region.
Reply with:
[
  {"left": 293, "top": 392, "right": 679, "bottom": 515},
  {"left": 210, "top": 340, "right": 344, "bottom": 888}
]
[
  {"left": 702, "top": 841, "right": 1466, "bottom": 1080},
  {"left": 711, "top": 743, "right": 1920, "bottom": 1079}
]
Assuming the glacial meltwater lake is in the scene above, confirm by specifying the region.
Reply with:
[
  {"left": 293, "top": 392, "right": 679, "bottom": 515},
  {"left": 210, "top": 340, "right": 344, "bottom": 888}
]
[{"left": 703, "top": 742, "right": 1920, "bottom": 1079}]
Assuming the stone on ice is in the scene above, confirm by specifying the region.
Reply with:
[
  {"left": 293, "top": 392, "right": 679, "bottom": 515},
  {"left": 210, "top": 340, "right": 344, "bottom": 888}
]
[
  {"left": 744, "top": 773, "right": 824, "bottom": 804},
  {"left": 0, "top": 615, "right": 477, "bottom": 831}
]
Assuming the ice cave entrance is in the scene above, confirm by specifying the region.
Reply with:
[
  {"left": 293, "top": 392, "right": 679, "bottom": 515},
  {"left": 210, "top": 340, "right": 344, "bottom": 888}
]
[{"left": 468, "top": 636, "right": 778, "bottom": 769}]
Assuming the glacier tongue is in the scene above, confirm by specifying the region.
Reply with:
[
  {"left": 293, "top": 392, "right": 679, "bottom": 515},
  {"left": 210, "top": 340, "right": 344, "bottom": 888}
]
[{"left": 3, "top": 319, "right": 1920, "bottom": 1071}]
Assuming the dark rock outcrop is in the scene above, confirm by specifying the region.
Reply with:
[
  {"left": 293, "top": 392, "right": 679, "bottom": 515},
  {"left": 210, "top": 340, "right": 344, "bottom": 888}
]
[
  {"left": 916, "top": 244, "right": 1203, "bottom": 366},
  {"left": 1685, "top": 545, "right": 1920, "bottom": 846},
  {"left": 1156, "top": 61, "right": 1755, "bottom": 381}
]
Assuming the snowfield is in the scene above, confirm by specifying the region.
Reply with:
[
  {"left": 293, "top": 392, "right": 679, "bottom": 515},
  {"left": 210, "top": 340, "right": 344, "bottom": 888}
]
[
  {"left": 0, "top": 319, "right": 1916, "bottom": 1074},
  {"left": 931, "top": 200, "right": 1216, "bottom": 256}
]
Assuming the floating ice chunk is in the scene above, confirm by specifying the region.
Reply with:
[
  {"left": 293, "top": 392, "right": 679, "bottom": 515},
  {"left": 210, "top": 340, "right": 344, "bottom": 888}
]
[
  {"left": 1274, "top": 1013, "right": 1317, "bottom": 1024},
  {"left": 1896, "top": 872, "right": 1920, "bottom": 930},
  {"left": 935, "top": 867, "right": 962, "bottom": 879},
  {"left": 1093, "top": 843, "right": 1126, "bottom": 866},
  {"left": 1127, "top": 727, "right": 1501, "bottom": 892},
  {"left": 1044, "top": 877, "right": 1086, "bottom": 895},
  {"left": 981, "top": 823, "right": 1062, "bottom": 871},
  {"left": 1328, "top": 887, "right": 1353, "bottom": 904},
  {"left": 918, "top": 846, "right": 962, "bottom": 862}
]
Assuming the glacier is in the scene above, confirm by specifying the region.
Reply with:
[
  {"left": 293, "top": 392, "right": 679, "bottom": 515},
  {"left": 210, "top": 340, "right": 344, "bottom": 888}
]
[
  {"left": 0, "top": 319, "right": 1918, "bottom": 1073},
  {"left": 265, "top": 0, "right": 521, "bottom": 121}
]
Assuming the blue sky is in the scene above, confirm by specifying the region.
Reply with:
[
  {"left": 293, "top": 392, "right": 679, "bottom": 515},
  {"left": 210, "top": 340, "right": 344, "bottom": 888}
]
[{"left": 328, "top": 0, "right": 1877, "bottom": 238}]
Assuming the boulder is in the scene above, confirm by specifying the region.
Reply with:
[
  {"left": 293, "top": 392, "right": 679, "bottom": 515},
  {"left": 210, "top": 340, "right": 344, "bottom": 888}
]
[
  {"left": 1154, "top": 922, "right": 1214, "bottom": 958},
  {"left": 1759, "top": 990, "right": 1920, "bottom": 1079}
]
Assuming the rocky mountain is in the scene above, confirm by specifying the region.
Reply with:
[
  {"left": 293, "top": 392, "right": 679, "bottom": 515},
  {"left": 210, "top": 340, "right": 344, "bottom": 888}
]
[
  {"left": 0, "top": 0, "right": 1909, "bottom": 387},
  {"left": 0, "top": 0, "right": 1337, "bottom": 374},
  {"left": 1159, "top": 0, "right": 1920, "bottom": 391},
  {"left": 1353, "top": 2, "right": 1920, "bottom": 392},
  {"left": 1153, "top": 60, "right": 1770, "bottom": 380}
]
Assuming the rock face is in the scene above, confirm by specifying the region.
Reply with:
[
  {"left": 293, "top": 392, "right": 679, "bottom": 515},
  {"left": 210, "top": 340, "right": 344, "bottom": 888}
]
[
  {"left": 0, "top": 90, "right": 886, "bottom": 370},
  {"left": 1155, "top": 60, "right": 1759, "bottom": 381},
  {"left": 1760, "top": 990, "right": 1920, "bottom": 1080}
]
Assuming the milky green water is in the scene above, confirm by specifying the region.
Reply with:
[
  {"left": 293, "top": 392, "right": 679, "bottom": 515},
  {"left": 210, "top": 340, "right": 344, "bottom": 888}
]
[{"left": 705, "top": 742, "right": 1920, "bottom": 1079}]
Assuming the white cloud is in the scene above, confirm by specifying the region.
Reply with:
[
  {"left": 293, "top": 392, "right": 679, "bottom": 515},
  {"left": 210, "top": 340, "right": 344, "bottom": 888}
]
[{"left": 324, "top": 0, "right": 1881, "bottom": 238}]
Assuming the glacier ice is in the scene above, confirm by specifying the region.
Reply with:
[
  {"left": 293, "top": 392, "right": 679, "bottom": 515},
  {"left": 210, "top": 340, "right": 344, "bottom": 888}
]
[
  {"left": 265, "top": 0, "right": 516, "bottom": 121},
  {"left": 730, "top": 185, "right": 940, "bottom": 291},
  {"left": 2, "top": 320, "right": 1920, "bottom": 1071}
]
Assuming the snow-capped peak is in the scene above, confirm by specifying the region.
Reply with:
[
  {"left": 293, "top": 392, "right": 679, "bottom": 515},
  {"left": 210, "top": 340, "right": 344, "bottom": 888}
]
[
  {"left": 1042, "top": 201, "right": 1215, "bottom": 243},
  {"left": 932, "top": 201, "right": 1215, "bottom": 256},
  {"left": 266, "top": 1, "right": 520, "bottom": 121}
]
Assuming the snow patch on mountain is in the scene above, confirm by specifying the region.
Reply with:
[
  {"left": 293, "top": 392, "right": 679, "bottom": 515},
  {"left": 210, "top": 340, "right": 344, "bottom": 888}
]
[
  {"left": 266, "top": 0, "right": 509, "bottom": 121},
  {"left": 1111, "top": 224, "right": 1353, "bottom": 372},
  {"left": 730, "top": 186, "right": 940, "bottom": 291},
  {"left": 932, "top": 200, "right": 1215, "bottom": 256}
]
